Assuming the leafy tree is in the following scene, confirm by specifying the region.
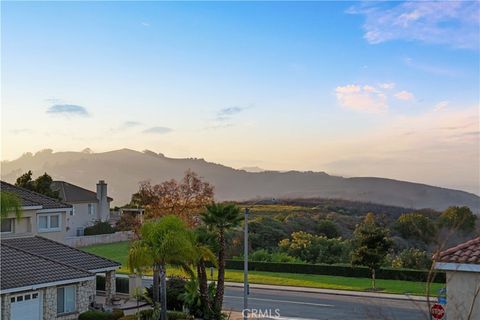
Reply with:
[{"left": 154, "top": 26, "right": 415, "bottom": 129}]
[
  {"left": 351, "top": 213, "right": 392, "bottom": 289},
  {"left": 438, "top": 206, "right": 476, "bottom": 233},
  {"left": 201, "top": 203, "right": 242, "bottom": 316},
  {"left": 249, "top": 217, "right": 288, "bottom": 250},
  {"left": 1, "top": 191, "right": 23, "bottom": 220},
  {"left": 15, "top": 171, "right": 59, "bottom": 199},
  {"left": 128, "top": 216, "right": 195, "bottom": 320},
  {"left": 131, "top": 170, "right": 214, "bottom": 227},
  {"left": 390, "top": 248, "right": 432, "bottom": 270},
  {"left": 315, "top": 219, "right": 341, "bottom": 238},
  {"left": 394, "top": 213, "right": 437, "bottom": 243},
  {"left": 278, "top": 231, "right": 350, "bottom": 264}
]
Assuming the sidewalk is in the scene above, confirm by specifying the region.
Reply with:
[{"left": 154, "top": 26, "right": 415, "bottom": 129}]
[{"left": 224, "top": 281, "right": 431, "bottom": 302}]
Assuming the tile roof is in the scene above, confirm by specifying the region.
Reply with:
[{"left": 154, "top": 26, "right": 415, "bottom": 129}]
[
  {"left": 1, "top": 243, "right": 93, "bottom": 291},
  {"left": 51, "top": 181, "right": 113, "bottom": 203},
  {"left": 1, "top": 181, "right": 72, "bottom": 210},
  {"left": 2, "top": 236, "right": 120, "bottom": 272},
  {"left": 436, "top": 237, "right": 480, "bottom": 265}
]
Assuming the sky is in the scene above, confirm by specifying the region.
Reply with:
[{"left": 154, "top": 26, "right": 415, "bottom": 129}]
[{"left": 1, "top": 1, "right": 479, "bottom": 194}]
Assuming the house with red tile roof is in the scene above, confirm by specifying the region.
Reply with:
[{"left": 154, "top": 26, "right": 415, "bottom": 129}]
[{"left": 435, "top": 237, "right": 480, "bottom": 320}]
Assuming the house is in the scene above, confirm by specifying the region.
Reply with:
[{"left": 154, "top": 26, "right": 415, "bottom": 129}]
[
  {"left": 51, "top": 180, "right": 113, "bottom": 236},
  {"left": 435, "top": 236, "right": 480, "bottom": 320},
  {"left": 0, "top": 236, "right": 120, "bottom": 320},
  {"left": 1, "top": 181, "right": 72, "bottom": 242}
]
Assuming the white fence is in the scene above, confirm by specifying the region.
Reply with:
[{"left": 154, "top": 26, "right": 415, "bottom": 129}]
[{"left": 65, "top": 231, "right": 133, "bottom": 247}]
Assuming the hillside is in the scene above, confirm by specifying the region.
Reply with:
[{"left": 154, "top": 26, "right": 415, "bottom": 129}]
[{"left": 1, "top": 148, "right": 479, "bottom": 212}]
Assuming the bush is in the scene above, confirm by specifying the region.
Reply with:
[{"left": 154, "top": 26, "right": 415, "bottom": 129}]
[
  {"left": 115, "top": 211, "right": 141, "bottom": 232},
  {"left": 221, "top": 259, "right": 445, "bottom": 283},
  {"left": 146, "top": 276, "right": 187, "bottom": 311},
  {"left": 139, "top": 309, "right": 191, "bottom": 320},
  {"left": 390, "top": 248, "right": 432, "bottom": 270},
  {"left": 78, "top": 310, "right": 117, "bottom": 320},
  {"left": 84, "top": 221, "right": 115, "bottom": 235}
]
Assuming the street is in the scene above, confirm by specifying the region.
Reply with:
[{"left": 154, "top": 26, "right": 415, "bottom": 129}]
[{"left": 223, "top": 286, "right": 432, "bottom": 320}]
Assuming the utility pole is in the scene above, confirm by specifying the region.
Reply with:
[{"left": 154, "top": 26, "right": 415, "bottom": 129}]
[{"left": 243, "top": 207, "right": 249, "bottom": 320}]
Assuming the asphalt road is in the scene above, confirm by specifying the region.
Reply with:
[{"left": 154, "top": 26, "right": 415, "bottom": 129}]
[{"left": 223, "top": 286, "right": 432, "bottom": 320}]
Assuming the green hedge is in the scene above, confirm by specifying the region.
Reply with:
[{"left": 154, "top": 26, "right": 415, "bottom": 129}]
[
  {"left": 78, "top": 309, "right": 124, "bottom": 320},
  {"left": 223, "top": 260, "right": 446, "bottom": 283},
  {"left": 84, "top": 221, "right": 115, "bottom": 236}
]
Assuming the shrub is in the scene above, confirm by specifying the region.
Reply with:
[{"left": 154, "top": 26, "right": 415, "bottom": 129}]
[
  {"left": 234, "top": 249, "right": 303, "bottom": 263},
  {"left": 146, "top": 276, "right": 187, "bottom": 311},
  {"left": 78, "top": 310, "right": 120, "bottom": 320},
  {"left": 279, "top": 231, "right": 350, "bottom": 264},
  {"left": 84, "top": 221, "right": 115, "bottom": 235},
  {"left": 115, "top": 211, "right": 141, "bottom": 232},
  {"left": 390, "top": 248, "right": 432, "bottom": 270},
  {"left": 139, "top": 309, "right": 191, "bottom": 320}
]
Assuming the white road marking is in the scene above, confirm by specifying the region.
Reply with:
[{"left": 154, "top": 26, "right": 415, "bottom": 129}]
[{"left": 224, "top": 295, "right": 334, "bottom": 308}]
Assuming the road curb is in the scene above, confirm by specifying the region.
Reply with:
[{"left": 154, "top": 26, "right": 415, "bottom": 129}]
[{"left": 224, "top": 282, "right": 431, "bottom": 302}]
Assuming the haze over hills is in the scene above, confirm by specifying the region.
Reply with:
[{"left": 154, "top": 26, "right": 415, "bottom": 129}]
[{"left": 1, "top": 148, "right": 479, "bottom": 212}]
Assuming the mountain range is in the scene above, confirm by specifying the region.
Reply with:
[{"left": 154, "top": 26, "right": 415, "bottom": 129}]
[{"left": 1, "top": 148, "right": 479, "bottom": 212}]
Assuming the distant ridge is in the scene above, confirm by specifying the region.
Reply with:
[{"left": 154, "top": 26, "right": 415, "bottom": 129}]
[{"left": 1, "top": 148, "right": 479, "bottom": 212}]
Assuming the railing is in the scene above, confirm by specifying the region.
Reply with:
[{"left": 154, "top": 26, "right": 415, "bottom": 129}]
[{"left": 64, "top": 231, "right": 133, "bottom": 247}]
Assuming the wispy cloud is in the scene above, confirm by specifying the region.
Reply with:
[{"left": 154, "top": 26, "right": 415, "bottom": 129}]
[
  {"left": 11, "top": 128, "right": 33, "bottom": 134},
  {"left": 434, "top": 101, "right": 449, "bottom": 112},
  {"left": 141, "top": 22, "right": 150, "bottom": 27},
  {"left": 143, "top": 126, "right": 172, "bottom": 134},
  {"left": 403, "top": 57, "right": 460, "bottom": 77},
  {"left": 217, "top": 106, "right": 246, "bottom": 119},
  {"left": 46, "top": 104, "right": 89, "bottom": 117},
  {"left": 348, "top": 1, "right": 480, "bottom": 50},
  {"left": 122, "top": 121, "right": 142, "bottom": 128},
  {"left": 394, "top": 90, "right": 415, "bottom": 101},
  {"left": 378, "top": 82, "right": 395, "bottom": 90},
  {"left": 335, "top": 84, "right": 387, "bottom": 113}
]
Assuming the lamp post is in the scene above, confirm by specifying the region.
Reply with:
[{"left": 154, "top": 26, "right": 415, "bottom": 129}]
[{"left": 243, "top": 207, "right": 249, "bottom": 320}]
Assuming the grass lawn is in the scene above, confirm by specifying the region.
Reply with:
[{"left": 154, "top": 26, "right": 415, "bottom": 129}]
[{"left": 82, "top": 241, "right": 442, "bottom": 296}]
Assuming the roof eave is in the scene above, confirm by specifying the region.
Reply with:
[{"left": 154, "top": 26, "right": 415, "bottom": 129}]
[{"left": 435, "top": 262, "right": 480, "bottom": 273}]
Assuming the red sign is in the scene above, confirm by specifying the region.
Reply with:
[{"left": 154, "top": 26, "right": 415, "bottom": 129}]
[{"left": 431, "top": 303, "right": 445, "bottom": 319}]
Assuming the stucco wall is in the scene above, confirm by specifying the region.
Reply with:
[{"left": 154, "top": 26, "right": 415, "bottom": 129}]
[
  {"left": 66, "top": 202, "right": 98, "bottom": 236},
  {"left": 446, "top": 270, "right": 480, "bottom": 320},
  {"left": 65, "top": 231, "right": 133, "bottom": 247},
  {"left": 2, "top": 209, "right": 67, "bottom": 242}
]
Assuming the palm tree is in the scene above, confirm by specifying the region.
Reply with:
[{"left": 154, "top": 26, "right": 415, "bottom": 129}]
[
  {"left": 1, "top": 191, "right": 23, "bottom": 220},
  {"left": 192, "top": 227, "right": 217, "bottom": 318},
  {"left": 128, "top": 215, "right": 195, "bottom": 320},
  {"left": 201, "top": 203, "right": 242, "bottom": 315}
]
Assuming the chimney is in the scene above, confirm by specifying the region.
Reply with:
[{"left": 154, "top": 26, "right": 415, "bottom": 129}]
[{"left": 96, "top": 180, "right": 108, "bottom": 221}]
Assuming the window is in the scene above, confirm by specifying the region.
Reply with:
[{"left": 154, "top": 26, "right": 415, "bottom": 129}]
[
  {"left": 57, "top": 286, "right": 76, "bottom": 314},
  {"left": 37, "top": 213, "right": 61, "bottom": 232},
  {"left": 88, "top": 203, "right": 96, "bottom": 216},
  {"left": 1, "top": 218, "right": 13, "bottom": 233}
]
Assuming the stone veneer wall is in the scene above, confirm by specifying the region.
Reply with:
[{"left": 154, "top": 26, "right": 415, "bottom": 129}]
[
  {"left": 1, "top": 294, "right": 11, "bottom": 320},
  {"left": 105, "top": 270, "right": 116, "bottom": 305},
  {"left": 1, "top": 280, "right": 94, "bottom": 320}
]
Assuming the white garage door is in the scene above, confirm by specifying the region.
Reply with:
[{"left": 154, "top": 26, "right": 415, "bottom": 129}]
[{"left": 10, "top": 291, "right": 42, "bottom": 320}]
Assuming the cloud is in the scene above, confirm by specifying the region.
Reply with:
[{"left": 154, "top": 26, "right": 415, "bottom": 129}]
[
  {"left": 46, "top": 104, "right": 89, "bottom": 117},
  {"left": 143, "top": 126, "right": 172, "bottom": 134},
  {"left": 379, "top": 83, "right": 395, "bottom": 90},
  {"left": 434, "top": 101, "right": 449, "bottom": 112},
  {"left": 394, "top": 90, "right": 415, "bottom": 101},
  {"left": 335, "top": 84, "right": 387, "bottom": 113},
  {"left": 348, "top": 1, "right": 480, "bottom": 50},
  {"left": 122, "top": 121, "right": 142, "bottom": 128},
  {"left": 141, "top": 22, "right": 150, "bottom": 27},
  {"left": 404, "top": 57, "right": 460, "bottom": 77},
  {"left": 217, "top": 106, "right": 245, "bottom": 118}
]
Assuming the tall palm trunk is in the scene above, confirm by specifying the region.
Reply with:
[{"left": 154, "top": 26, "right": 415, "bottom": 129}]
[
  {"left": 153, "top": 264, "right": 160, "bottom": 304},
  {"left": 197, "top": 258, "right": 210, "bottom": 316},
  {"left": 160, "top": 264, "right": 168, "bottom": 320},
  {"left": 214, "top": 229, "right": 225, "bottom": 313}
]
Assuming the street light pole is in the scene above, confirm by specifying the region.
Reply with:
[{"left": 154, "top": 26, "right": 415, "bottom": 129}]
[{"left": 243, "top": 207, "right": 249, "bottom": 320}]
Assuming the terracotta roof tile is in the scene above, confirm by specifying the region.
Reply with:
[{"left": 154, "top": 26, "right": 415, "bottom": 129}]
[{"left": 436, "top": 237, "right": 480, "bottom": 264}]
